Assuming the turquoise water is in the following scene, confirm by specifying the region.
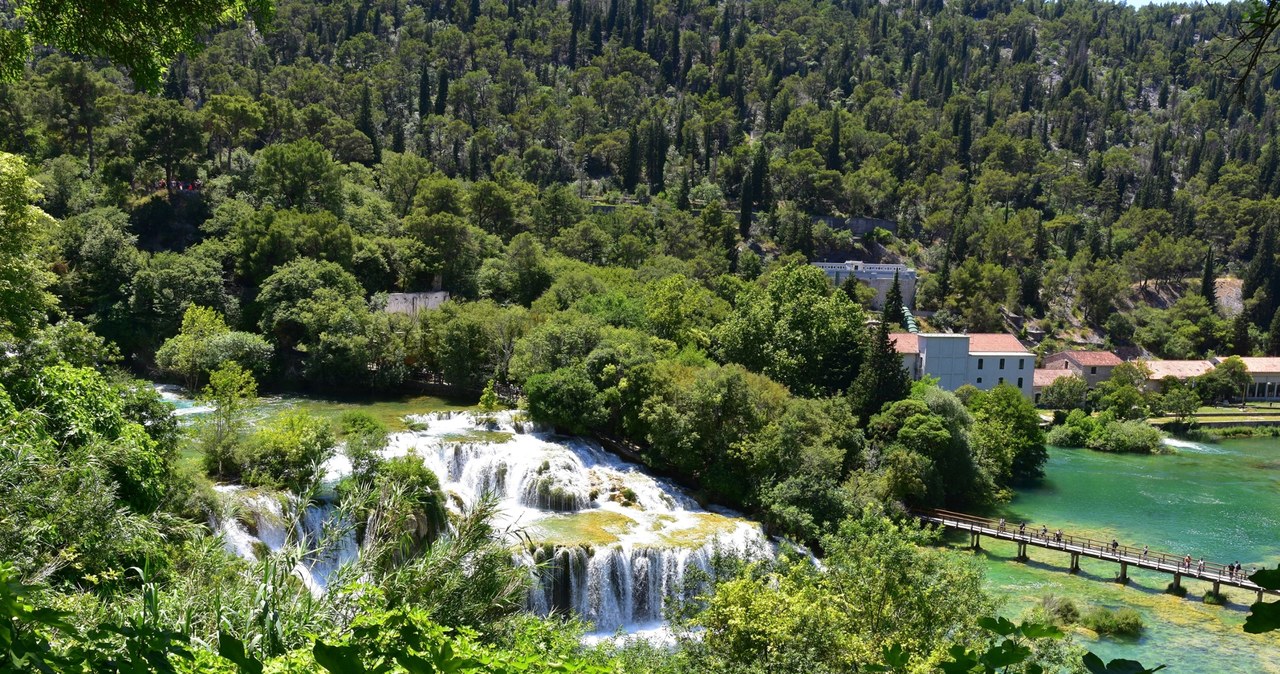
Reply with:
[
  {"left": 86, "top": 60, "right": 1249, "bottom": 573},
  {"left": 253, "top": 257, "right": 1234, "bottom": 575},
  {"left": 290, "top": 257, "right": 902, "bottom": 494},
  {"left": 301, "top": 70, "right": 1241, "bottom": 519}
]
[{"left": 968, "top": 439, "right": 1280, "bottom": 673}]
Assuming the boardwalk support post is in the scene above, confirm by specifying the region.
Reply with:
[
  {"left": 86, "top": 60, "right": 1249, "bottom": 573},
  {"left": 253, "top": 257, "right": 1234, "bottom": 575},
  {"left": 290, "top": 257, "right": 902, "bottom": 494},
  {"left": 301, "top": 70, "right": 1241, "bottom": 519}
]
[
  {"left": 1118, "top": 562, "right": 1128, "bottom": 584},
  {"left": 1070, "top": 552, "right": 1080, "bottom": 573},
  {"left": 1171, "top": 572, "right": 1181, "bottom": 592},
  {"left": 1213, "top": 580, "right": 1221, "bottom": 596},
  {"left": 971, "top": 532, "right": 981, "bottom": 550},
  {"left": 1017, "top": 541, "right": 1028, "bottom": 561},
  {"left": 1259, "top": 590, "right": 1265, "bottom": 604}
]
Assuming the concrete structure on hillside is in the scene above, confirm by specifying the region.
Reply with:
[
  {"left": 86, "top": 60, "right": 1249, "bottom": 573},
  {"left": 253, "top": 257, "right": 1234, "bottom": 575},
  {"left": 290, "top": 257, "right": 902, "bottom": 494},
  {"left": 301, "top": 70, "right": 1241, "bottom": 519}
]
[
  {"left": 814, "top": 261, "right": 917, "bottom": 310},
  {"left": 1042, "top": 350, "right": 1123, "bottom": 389},
  {"left": 890, "top": 332, "right": 1034, "bottom": 398},
  {"left": 384, "top": 291, "right": 451, "bottom": 315}
]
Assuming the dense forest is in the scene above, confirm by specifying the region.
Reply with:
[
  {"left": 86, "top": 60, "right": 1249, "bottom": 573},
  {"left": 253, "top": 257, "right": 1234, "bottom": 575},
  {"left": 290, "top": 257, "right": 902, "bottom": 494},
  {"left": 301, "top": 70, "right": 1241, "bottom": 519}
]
[{"left": 2, "top": 0, "right": 1279, "bottom": 670}]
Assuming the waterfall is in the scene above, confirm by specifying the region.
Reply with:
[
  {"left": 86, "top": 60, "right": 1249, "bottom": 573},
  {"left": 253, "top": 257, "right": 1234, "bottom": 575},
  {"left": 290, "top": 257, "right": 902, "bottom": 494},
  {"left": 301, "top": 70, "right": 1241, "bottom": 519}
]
[{"left": 211, "top": 410, "right": 773, "bottom": 633}]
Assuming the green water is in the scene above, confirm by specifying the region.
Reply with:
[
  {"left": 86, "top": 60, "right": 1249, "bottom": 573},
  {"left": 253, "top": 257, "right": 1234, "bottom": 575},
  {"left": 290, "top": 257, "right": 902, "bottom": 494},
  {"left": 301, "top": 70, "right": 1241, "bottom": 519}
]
[{"left": 966, "top": 439, "right": 1280, "bottom": 673}]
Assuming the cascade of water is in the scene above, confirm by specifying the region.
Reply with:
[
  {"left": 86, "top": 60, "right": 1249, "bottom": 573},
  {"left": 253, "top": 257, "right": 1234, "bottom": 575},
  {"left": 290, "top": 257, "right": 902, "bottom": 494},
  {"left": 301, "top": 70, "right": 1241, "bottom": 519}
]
[{"left": 212, "top": 410, "right": 773, "bottom": 632}]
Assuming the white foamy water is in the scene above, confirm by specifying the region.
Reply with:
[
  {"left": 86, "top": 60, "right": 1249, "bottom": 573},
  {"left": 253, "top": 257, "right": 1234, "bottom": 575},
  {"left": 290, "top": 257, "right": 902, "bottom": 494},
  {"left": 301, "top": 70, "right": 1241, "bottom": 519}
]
[
  {"left": 213, "top": 410, "right": 772, "bottom": 632},
  {"left": 1162, "top": 437, "right": 1228, "bottom": 454}
]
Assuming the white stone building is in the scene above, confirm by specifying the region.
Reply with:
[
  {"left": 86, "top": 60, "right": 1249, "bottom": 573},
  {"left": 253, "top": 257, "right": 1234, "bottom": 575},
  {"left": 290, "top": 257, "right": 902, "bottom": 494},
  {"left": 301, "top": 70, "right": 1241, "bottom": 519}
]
[{"left": 890, "top": 332, "right": 1034, "bottom": 398}]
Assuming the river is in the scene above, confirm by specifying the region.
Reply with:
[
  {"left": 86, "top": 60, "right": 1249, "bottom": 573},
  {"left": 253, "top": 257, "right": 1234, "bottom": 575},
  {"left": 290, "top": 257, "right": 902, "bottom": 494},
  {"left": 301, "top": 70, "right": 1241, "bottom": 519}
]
[{"left": 973, "top": 438, "right": 1280, "bottom": 673}]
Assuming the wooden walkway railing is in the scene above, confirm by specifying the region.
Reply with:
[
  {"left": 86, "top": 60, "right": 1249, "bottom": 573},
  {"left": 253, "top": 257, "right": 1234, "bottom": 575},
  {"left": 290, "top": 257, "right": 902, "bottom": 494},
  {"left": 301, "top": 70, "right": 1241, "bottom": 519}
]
[{"left": 916, "top": 509, "right": 1277, "bottom": 601}]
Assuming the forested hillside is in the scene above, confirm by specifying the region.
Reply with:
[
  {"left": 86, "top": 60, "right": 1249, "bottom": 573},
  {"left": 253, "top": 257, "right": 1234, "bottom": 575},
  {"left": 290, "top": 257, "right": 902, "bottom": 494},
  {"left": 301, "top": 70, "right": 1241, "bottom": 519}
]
[{"left": 3, "top": 0, "right": 1280, "bottom": 364}]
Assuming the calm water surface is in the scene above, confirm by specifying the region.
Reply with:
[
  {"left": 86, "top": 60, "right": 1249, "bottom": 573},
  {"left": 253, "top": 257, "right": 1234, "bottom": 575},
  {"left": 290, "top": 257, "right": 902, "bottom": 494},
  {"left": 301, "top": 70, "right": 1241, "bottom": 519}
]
[{"left": 969, "top": 438, "right": 1280, "bottom": 673}]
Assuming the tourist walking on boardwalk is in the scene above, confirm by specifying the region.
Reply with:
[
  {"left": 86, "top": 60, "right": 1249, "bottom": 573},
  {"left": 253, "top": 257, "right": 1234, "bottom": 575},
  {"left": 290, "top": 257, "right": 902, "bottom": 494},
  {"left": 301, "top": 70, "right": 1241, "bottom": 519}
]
[
  {"left": 1141, "top": 545, "right": 1149, "bottom": 560},
  {"left": 1197, "top": 558, "right": 1205, "bottom": 575},
  {"left": 1110, "top": 539, "right": 1119, "bottom": 555}
]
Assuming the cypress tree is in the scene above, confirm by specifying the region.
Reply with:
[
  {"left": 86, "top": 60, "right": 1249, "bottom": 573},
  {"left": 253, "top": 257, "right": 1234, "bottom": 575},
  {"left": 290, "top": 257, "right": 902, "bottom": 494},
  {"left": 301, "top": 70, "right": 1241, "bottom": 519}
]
[
  {"left": 357, "top": 84, "right": 381, "bottom": 164},
  {"left": 851, "top": 319, "right": 912, "bottom": 423},
  {"left": 418, "top": 63, "right": 432, "bottom": 118},
  {"left": 1232, "top": 312, "right": 1253, "bottom": 356},
  {"left": 826, "top": 108, "right": 842, "bottom": 170},
  {"left": 750, "top": 142, "right": 768, "bottom": 208},
  {"left": 1269, "top": 311, "right": 1280, "bottom": 356},
  {"left": 1245, "top": 225, "right": 1277, "bottom": 323},
  {"left": 676, "top": 164, "right": 691, "bottom": 211},
  {"left": 623, "top": 127, "right": 640, "bottom": 191},
  {"left": 434, "top": 69, "right": 449, "bottom": 116},
  {"left": 568, "top": 23, "right": 578, "bottom": 68},
  {"left": 1201, "top": 247, "right": 1217, "bottom": 309},
  {"left": 882, "top": 271, "right": 906, "bottom": 327}
]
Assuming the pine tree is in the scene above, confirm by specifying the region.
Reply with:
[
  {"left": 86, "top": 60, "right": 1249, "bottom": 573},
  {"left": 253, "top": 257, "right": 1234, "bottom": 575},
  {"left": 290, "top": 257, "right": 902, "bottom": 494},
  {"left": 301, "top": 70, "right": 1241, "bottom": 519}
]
[
  {"left": 434, "top": 69, "right": 449, "bottom": 116},
  {"left": 567, "top": 23, "right": 578, "bottom": 68},
  {"left": 738, "top": 172, "right": 753, "bottom": 240},
  {"left": 851, "top": 320, "right": 912, "bottom": 423},
  {"left": 826, "top": 108, "right": 842, "bottom": 171},
  {"left": 882, "top": 271, "right": 906, "bottom": 327},
  {"left": 418, "top": 62, "right": 432, "bottom": 118},
  {"left": 1200, "top": 246, "right": 1217, "bottom": 309},
  {"left": 1232, "top": 312, "right": 1253, "bottom": 356}
]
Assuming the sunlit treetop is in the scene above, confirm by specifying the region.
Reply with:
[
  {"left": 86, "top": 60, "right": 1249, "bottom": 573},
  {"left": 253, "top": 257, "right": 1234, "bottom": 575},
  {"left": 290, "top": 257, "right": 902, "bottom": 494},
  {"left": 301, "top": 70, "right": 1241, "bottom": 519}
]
[{"left": 0, "top": 0, "right": 272, "bottom": 92}]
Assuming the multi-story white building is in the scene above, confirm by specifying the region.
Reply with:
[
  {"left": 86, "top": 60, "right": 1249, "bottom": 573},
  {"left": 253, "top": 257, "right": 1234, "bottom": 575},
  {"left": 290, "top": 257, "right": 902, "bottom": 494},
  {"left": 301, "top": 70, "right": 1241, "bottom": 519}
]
[
  {"left": 813, "top": 260, "right": 916, "bottom": 310},
  {"left": 889, "top": 332, "right": 1034, "bottom": 398}
]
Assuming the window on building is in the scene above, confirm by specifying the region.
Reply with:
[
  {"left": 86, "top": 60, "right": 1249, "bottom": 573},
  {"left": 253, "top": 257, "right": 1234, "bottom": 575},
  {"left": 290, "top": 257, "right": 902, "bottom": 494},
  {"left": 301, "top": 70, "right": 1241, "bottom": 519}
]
[
  {"left": 1019, "top": 359, "right": 1025, "bottom": 370},
  {"left": 976, "top": 377, "right": 983, "bottom": 384},
  {"left": 1091, "top": 366, "right": 1097, "bottom": 375},
  {"left": 978, "top": 358, "right": 984, "bottom": 369},
  {"left": 999, "top": 377, "right": 1004, "bottom": 385},
  {"left": 999, "top": 358, "right": 1005, "bottom": 369},
  {"left": 1018, "top": 377, "right": 1024, "bottom": 389}
]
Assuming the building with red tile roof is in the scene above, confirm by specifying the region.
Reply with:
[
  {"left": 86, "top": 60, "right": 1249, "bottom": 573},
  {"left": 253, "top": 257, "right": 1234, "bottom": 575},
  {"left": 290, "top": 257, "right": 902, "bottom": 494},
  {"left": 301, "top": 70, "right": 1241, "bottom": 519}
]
[
  {"left": 1043, "top": 350, "right": 1123, "bottom": 389},
  {"left": 888, "top": 332, "right": 1033, "bottom": 398}
]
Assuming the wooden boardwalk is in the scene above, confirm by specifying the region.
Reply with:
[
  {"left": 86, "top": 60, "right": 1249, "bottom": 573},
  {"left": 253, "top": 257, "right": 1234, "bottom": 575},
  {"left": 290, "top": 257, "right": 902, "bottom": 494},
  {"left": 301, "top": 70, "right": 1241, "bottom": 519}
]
[{"left": 917, "top": 509, "right": 1277, "bottom": 601}]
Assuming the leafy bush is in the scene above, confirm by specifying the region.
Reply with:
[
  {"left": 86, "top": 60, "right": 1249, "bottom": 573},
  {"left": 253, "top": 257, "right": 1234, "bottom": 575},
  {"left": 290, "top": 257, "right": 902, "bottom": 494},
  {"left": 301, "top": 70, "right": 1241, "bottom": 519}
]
[
  {"left": 237, "top": 410, "right": 336, "bottom": 492},
  {"left": 1086, "top": 420, "right": 1167, "bottom": 454},
  {"left": 1081, "top": 606, "right": 1144, "bottom": 636}
]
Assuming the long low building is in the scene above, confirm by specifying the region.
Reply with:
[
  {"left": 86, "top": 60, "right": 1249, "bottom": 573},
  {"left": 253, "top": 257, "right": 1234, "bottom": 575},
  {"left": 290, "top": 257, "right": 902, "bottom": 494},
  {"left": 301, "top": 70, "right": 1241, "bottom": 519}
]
[
  {"left": 1235, "top": 358, "right": 1280, "bottom": 400},
  {"left": 890, "top": 332, "right": 1034, "bottom": 398},
  {"left": 814, "top": 260, "right": 917, "bottom": 310}
]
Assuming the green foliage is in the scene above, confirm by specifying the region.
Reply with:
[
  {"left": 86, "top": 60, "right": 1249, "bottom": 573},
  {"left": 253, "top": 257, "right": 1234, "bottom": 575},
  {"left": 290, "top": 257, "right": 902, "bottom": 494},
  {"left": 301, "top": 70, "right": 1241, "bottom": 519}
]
[
  {"left": 156, "top": 305, "right": 270, "bottom": 390},
  {"left": 1, "top": 0, "right": 271, "bottom": 91},
  {"left": 1085, "top": 419, "right": 1167, "bottom": 454},
  {"left": 1080, "top": 607, "right": 1145, "bottom": 637},
  {"left": 198, "top": 362, "right": 258, "bottom": 480},
  {"left": 695, "top": 510, "right": 992, "bottom": 670},
  {"left": 237, "top": 410, "right": 335, "bottom": 492},
  {"left": 1039, "top": 374, "right": 1088, "bottom": 411},
  {"left": 713, "top": 263, "right": 866, "bottom": 396},
  {"left": 524, "top": 366, "right": 606, "bottom": 435},
  {"left": 967, "top": 384, "right": 1048, "bottom": 485},
  {"left": 478, "top": 380, "right": 500, "bottom": 412},
  {"left": 0, "top": 153, "right": 55, "bottom": 340}
]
